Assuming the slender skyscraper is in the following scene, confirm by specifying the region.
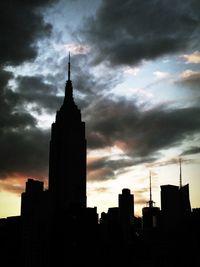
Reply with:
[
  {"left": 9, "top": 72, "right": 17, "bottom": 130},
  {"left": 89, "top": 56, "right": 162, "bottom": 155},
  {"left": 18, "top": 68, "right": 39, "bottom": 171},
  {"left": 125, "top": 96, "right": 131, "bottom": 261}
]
[
  {"left": 118, "top": 188, "right": 134, "bottom": 241},
  {"left": 49, "top": 55, "right": 87, "bottom": 212},
  {"left": 119, "top": 188, "right": 134, "bottom": 225}
]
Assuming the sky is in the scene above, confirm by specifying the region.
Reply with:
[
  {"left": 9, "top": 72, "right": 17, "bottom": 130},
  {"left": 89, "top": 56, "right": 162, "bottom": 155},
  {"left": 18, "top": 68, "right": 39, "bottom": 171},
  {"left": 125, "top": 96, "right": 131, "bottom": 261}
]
[{"left": 0, "top": 0, "right": 200, "bottom": 218}]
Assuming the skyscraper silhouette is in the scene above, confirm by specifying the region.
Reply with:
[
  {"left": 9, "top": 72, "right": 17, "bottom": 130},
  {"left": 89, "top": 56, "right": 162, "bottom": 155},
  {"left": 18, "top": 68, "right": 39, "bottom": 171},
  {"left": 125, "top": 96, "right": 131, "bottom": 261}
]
[
  {"left": 160, "top": 160, "right": 191, "bottom": 230},
  {"left": 119, "top": 188, "right": 134, "bottom": 241},
  {"left": 21, "top": 178, "right": 44, "bottom": 218},
  {"left": 49, "top": 54, "right": 87, "bottom": 213},
  {"left": 119, "top": 188, "right": 134, "bottom": 225}
]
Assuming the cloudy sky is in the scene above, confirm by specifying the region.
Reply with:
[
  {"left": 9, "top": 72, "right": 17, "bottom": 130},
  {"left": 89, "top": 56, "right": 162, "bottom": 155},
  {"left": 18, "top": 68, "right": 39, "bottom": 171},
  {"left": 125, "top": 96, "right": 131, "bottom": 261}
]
[{"left": 0, "top": 0, "right": 200, "bottom": 218}]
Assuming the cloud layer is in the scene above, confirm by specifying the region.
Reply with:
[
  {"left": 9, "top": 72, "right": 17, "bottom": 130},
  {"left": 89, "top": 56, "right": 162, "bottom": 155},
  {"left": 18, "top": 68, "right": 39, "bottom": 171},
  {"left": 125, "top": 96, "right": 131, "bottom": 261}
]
[
  {"left": 177, "top": 70, "right": 200, "bottom": 90},
  {"left": 0, "top": 0, "right": 58, "bottom": 65},
  {"left": 0, "top": 0, "right": 200, "bottom": 194},
  {"left": 0, "top": 0, "right": 59, "bottom": 181},
  {"left": 86, "top": 98, "right": 200, "bottom": 155},
  {"left": 84, "top": 0, "right": 200, "bottom": 66}
]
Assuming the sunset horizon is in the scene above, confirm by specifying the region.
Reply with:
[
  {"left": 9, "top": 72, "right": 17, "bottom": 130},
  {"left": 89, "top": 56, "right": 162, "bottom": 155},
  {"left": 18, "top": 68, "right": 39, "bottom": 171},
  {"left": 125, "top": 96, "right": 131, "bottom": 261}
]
[{"left": 0, "top": 0, "right": 200, "bottom": 220}]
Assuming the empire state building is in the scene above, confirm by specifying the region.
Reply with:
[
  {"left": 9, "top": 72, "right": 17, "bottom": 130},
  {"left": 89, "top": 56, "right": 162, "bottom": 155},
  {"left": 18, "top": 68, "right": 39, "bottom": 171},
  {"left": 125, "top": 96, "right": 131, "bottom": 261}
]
[{"left": 49, "top": 55, "right": 87, "bottom": 212}]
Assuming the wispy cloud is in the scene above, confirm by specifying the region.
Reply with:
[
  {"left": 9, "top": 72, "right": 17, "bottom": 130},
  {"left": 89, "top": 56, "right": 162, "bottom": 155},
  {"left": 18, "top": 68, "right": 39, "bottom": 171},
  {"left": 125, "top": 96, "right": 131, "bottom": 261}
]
[
  {"left": 182, "top": 51, "right": 200, "bottom": 64},
  {"left": 176, "top": 70, "right": 200, "bottom": 90},
  {"left": 181, "top": 146, "right": 200, "bottom": 156},
  {"left": 153, "top": 71, "right": 170, "bottom": 80},
  {"left": 124, "top": 67, "right": 140, "bottom": 76},
  {"left": 63, "top": 43, "right": 90, "bottom": 55}
]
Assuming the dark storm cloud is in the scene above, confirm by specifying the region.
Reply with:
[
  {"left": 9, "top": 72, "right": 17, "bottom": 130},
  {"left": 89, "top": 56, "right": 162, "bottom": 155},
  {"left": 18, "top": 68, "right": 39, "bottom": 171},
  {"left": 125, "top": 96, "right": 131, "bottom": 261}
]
[
  {"left": 16, "top": 75, "right": 62, "bottom": 113},
  {"left": 0, "top": 70, "right": 36, "bottom": 130},
  {"left": 0, "top": 128, "right": 50, "bottom": 179},
  {"left": 85, "top": 95, "right": 200, "bottom": 181},
  {"left": 84, "top": 0, "right": 200, "bottom": 66},
  {"left": 0, "top": 69, "right": 51, "bottom": 180},
  {"left": 87, "top": 156, "right": 134, "bottom": 181},
  {"left": 181, "top": 146, "right": 200, "bottom": 156},
  {"left": 0, "top": 70, "right": 60, "bottom": 132},
  {"left": 86, "top": 98, "right": 200, "bottom": 159},
  {"left": 17, "top": 75, "right": 58, "bottom": 95},
  {"left": 0, "top": 0, "right": 58, "bottom": 65},
  {"left": 0, "top": 0, "right": 67, "bottom": 184}
]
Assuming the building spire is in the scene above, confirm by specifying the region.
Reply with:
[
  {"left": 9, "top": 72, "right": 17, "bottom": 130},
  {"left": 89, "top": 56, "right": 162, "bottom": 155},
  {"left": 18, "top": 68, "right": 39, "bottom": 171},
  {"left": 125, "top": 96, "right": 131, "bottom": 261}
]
[
  {"left": 149, "top": 170, "right": 154, "bottom": 208},
  {"left": 62, "top": 52, "right": 74, "bottom": 104},
  {"left": 179, "top": 158, "right": 182, "bottom": 188},
  {"left": 68, "top": 52, "right": 71, "bottom": 81}
]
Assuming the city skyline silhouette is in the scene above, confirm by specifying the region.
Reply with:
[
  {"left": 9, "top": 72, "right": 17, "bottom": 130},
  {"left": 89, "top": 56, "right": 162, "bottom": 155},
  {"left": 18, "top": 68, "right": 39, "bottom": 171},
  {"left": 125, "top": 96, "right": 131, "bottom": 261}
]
[
  {"left": 1, "top": 0, "right": 200, "bottom": 219},
  {"left": 1, "top": 58, "right": 199, "bottom": 267}
]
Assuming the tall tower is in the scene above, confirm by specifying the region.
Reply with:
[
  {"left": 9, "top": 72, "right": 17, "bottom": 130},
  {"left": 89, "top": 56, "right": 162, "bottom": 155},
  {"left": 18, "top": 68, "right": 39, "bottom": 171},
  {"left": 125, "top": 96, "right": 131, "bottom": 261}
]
[
  {"left": 49, "top": 55, "right": 87, "bottom": 212},
  {"left": 148, "top": 171, "right": 153, "bottom": 208},
  {"left": 142, "top": 171, "right": 160, "bottom": 229}
]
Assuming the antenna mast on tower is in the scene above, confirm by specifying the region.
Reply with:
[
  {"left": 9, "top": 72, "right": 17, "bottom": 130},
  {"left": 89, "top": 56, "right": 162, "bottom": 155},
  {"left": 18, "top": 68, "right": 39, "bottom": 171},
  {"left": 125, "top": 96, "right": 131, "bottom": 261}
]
[
  {"left": 149, "top": 170, "right": 154, "bottom": 208},
  {"left": 179, "top": 158, "right": 182, "bottom": 188},
  {"left": 68, "top": 52, "right": 71, "bottom": 81}
]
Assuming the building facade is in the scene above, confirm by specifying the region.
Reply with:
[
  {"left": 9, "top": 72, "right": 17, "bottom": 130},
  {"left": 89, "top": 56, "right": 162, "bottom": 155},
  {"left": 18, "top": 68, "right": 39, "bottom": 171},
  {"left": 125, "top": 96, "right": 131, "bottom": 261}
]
[
  {"left": 160, "top": 184, "right": 191, "bottom": 230},
  {"left": 48, "top": 59, "right": 87, "bottom": 213}
]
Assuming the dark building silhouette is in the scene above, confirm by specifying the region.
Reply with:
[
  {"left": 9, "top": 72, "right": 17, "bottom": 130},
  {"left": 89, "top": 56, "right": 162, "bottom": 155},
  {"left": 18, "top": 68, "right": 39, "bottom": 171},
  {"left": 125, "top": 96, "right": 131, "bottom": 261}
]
[
  {"left": 119, "top": 188, "right": 134, "bottom": 225},
  {"left": 21, "top": 178, "right": 44, "bottom": 217},
  {"left": 99, "top": 189, "right": 134, "bottom": 244},
  {"left": 160, "top": 159, "right": 191, "bottom": 230},
  {"left": 142, "top": 172, "right": 160, "bottom": 229},
  {"left": 49, "top": 56, "right": 86, "bottom": 212},
  {"left": 119, "top": 188, "right": 134, "bottom": 241},
  {"left": 0, "top": 216, "right": 22, "bottom": 266},
  {"left": 19, "top": 56, "right": 97, "bottom": 267},
  {"left": 100, "top": 189, "right": 134, "bottom": 227},
  {"left": 21, "top": 179, "right": 50, "bottom": 267},
  {"left": 160, "top": 184, "right": 191, "bottom": 230},
  {"left": 179, "top": 184, "right": 191, "bottom": 215}
]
